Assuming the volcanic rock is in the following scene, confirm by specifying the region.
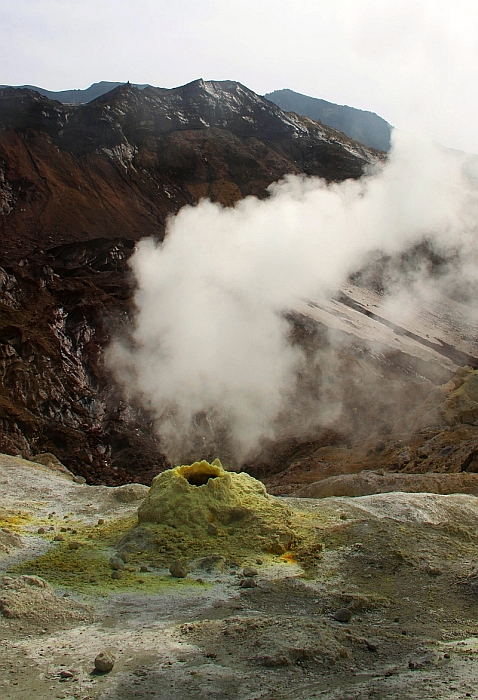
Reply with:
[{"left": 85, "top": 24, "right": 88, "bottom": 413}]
[
  {"left": 296, "top": 471, "right": 478, "bottom": 498},
  {"left": 169, "top": 561, "right": 188, "bottom": 578},
  {"left": 94, "top": 651, "right": 115, "bottom": 673}
]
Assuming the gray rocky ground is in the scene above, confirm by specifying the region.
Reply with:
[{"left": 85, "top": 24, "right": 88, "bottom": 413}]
[{"left": 1, "top": 453, "right": 478, "bottom": 700}]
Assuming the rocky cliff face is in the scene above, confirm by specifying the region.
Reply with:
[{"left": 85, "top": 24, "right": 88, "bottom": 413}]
[{"left": 0, "top": 80, "right": 380, "bottom": 484}]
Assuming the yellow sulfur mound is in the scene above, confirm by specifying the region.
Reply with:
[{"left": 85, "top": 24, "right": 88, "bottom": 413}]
[
  {"left": 139, "top": 459, "right": 285, "bottom": 529},
  {"left": 135, "top": 459, "right": 298, "bottom": 556}
]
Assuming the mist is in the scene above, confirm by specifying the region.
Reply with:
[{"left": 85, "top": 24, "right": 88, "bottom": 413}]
[{"left": 109, "top": 130, "right": 478, "bottom": 466}]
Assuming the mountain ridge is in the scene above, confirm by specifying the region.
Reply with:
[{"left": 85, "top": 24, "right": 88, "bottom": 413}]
[
  {"left": 0, "top": 79, "right": 391, "bottom": 151},
  {"left": 265, "top": 88, "right": 392, "bottom": 151},
  {"left": 0, "top": 80, "right": 149, "bottom": 104}
]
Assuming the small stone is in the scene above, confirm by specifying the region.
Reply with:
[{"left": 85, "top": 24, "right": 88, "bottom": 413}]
[
  {"left": 384, "top": 666, "right": 398, "bottom": 677},
  {"left": 53, "top": 535, "right": 65, "bottom": 542},
  {"left": 408, "top": 651, "right": 438, "bottom": 670},
  {"left": 37, "top": 527, "right": 46, "bottom": 534},
  {"left": 139, "top": 565, "right": 149, "bottom": 573},
  {"left": 366, "top": 641, "right": 378, "bottom": 651},
  {"left": 68, "top": 542, "right": 81, "bottom": 550},
  {"left": 444, "top": 653, "right": 450, "bottom": 659},
  {"left": 116, "top": 551, "right": 130, "bottom": 563},
  {"left": 207, "top": 523, "right": 217, "bottom": 535},
  {"left": 60, "top": 527, "right": 68, "bottom": 532},
  {"left": 339, "top": 513, "right": 348, "bottom": 520},
  {"left": 255, "top": 558, "right": 263, "bottom": 565},
  {"left": 94, "top": 651, "right": 115, "bottom": 673},
  {"left": 259, "top": 654, "right": 291, "bottom": 667},
  {"left": 333, "top": 608, "right": 352, "bottom": 623},
  {"left": 109, "top": 557, "right": 125, "bottom": 571},
  {"left": 111, "top": 570, "right": 123, "bottom": 580},
  {"left": 169, "top": 560, "right": 188, "bottom": 578},
  {"left": 59, "top": 670, "right": 73, "bottom": 679},
  {"left": 268, "top": 541, "right": 286, "bottom": 555},
  {"left": 240, "top": 577, "right": 257, "bottom": 588},
  {"left": 243, "top": 567, "right": 258, "bottom": 577},
  {"left": 97, "top": 518, "right": 105, "bottom": 525},
  {"left": 113, "top": 483, "right": 148, "bottom": 502},
  {"left": 73, "top": 475, "right": 86, "bottom": 484}
]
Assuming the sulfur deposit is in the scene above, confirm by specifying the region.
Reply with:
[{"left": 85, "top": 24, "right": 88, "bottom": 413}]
[
  {"left": 121, "top": 460, "right": 312, "bottom": 562},
  {"left": 138, "top": 459, "right": 288, "bottom": 529}
]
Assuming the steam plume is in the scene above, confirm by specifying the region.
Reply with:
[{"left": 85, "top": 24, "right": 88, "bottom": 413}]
[{"left": 109, "top": 131, "right": 477, "bottom": 465}]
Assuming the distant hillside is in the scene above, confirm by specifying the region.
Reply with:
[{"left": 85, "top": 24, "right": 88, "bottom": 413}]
[
  {"left": 0, "top": 81, "right": 148, "bottom": 104},
  {"left": 265, "top": 89, "right": 392, "bottom": 152}
]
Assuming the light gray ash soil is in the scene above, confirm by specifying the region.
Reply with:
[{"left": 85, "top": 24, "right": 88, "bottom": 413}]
[{"left": 1, "top": 455, "right": 478, "bottom": 699}]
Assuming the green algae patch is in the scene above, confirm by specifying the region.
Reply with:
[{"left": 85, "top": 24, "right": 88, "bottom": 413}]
[
  {"left": 10, "top": 514, "right": 152, "bottom": 594},
  {"left": 12, "top": 543, "right": 208, "bottom": 595},
  {"left": 8, "top": 509, "right": 212, "bottom": 594}
]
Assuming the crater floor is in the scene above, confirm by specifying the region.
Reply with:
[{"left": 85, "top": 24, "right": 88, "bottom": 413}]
[{"left": 1, "top": 454, "right": 478, "bottom": 699}]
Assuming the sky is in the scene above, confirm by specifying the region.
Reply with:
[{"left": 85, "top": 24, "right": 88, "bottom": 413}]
[{"left": 1, "top": 0, "right": 478, "bottom": 152}]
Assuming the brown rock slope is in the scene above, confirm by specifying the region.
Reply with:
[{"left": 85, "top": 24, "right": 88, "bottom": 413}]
[
  {"left": 263, "top": 363, "right": 478, "bottom": 496},
  {"left": 0, "top": 80, "right": 380, "bottom": 484}
]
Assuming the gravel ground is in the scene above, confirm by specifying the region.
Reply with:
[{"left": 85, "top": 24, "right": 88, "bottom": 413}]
[{"left": 1, "top": 454, "right": 478, "bottom": 700}]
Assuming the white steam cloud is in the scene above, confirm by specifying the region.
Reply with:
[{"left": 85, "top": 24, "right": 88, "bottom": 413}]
[{"left": 109, "top": 131, "right": 478, "bottom": 465}]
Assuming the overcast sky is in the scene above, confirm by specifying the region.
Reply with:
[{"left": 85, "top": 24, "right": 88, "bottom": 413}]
[{"left": 1, "top": 0, "right": 478, "bottom": 152}]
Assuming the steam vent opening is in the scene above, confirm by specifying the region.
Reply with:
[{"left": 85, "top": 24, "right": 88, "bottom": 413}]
[{"left": 177, "top": 461, "right": 223, "bottom": 486}]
